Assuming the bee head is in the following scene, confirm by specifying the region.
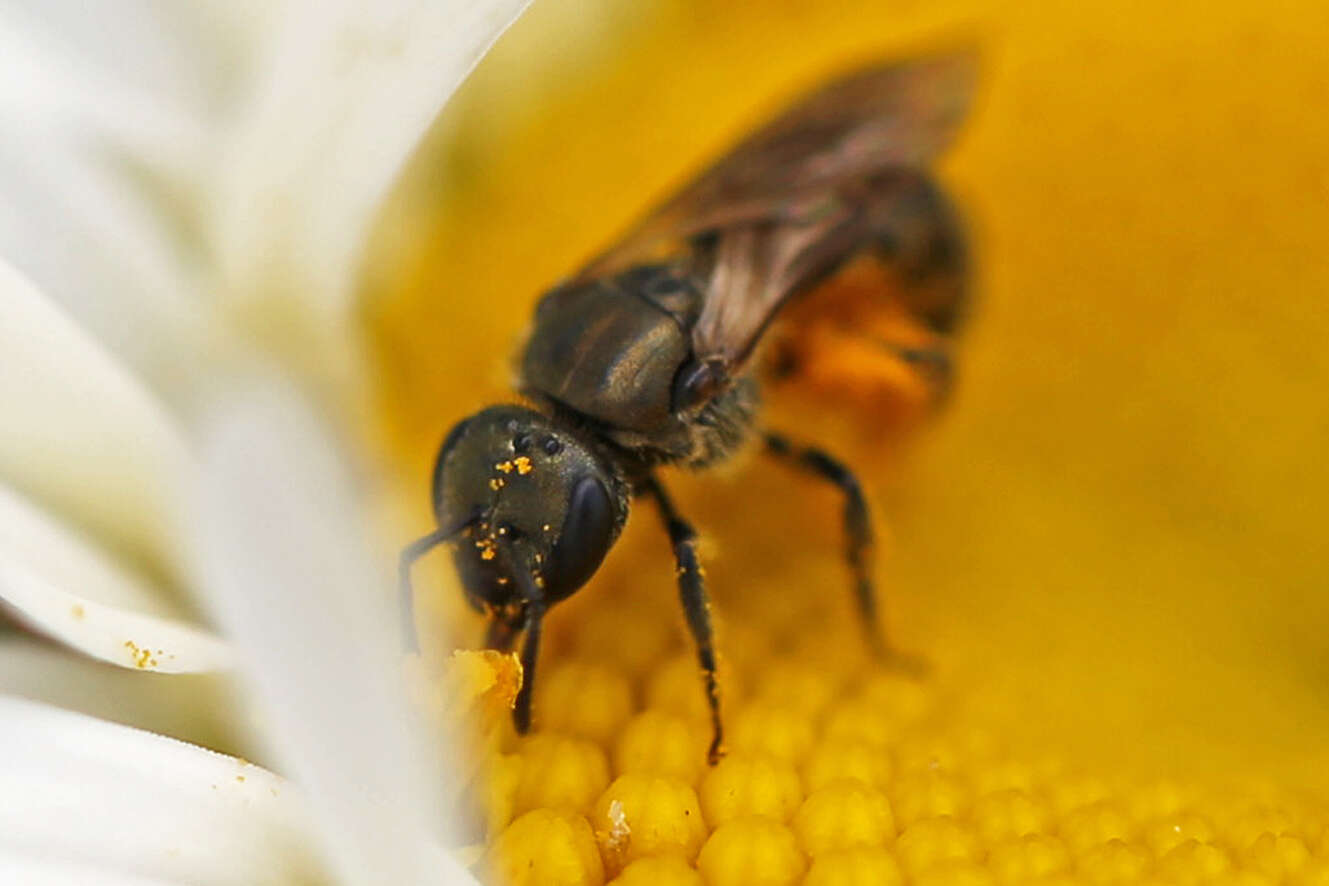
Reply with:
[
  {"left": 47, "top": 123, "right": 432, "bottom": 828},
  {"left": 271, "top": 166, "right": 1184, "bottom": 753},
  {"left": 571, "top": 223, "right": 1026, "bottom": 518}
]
[{"left": 431, "top": 405, "right": 626, "bottom": 613}]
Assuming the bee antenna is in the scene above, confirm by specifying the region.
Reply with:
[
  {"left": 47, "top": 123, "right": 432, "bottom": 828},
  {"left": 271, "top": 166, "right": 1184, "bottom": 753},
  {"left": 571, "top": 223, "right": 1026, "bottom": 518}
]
[{"left": 399, "top": 515, "right": 475, "bottom": 650}]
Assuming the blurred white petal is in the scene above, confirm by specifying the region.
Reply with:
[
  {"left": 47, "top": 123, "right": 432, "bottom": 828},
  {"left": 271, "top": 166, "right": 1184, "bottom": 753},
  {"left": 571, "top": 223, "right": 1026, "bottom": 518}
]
[
  {"left": 0, "top": 567, "right": 228, "bottom": 673},
  {"left": 0, "top": 7, "right": 220, "bottom": 386},
  {"left": 193, "top": 380, "right": 475, "bottom": 885},
  {"left": 0, "top": 3, "right": 207, "bottom": 171},
  {"left": 0, "top": 484, "right": 230, "bottom": 672},
  {"left": 0, "top": 131, "right": 218, "bottom": 391},
  {"left": 0, "top": 696, "right": 323, "bottom": 886},
  {"left": 0, "top": 485, "right": 174, "bottom": 617},
  {"left": 0, "top": 637, "right": 240, "bottom": 751},
  {"left": 0, "top": 259, "right": 189, "bottom": 577},
  {"left": 0, "top": 851, "right": 176, "bottom": 886},
  {"left": 211, "top": 0, "right": 532, "bottom": 328}
]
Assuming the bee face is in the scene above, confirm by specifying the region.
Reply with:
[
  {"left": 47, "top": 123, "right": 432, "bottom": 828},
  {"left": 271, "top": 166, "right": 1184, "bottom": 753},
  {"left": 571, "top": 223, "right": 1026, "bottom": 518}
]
[{"left": 432, "top": 406, "right": 625, "bottom": 610}]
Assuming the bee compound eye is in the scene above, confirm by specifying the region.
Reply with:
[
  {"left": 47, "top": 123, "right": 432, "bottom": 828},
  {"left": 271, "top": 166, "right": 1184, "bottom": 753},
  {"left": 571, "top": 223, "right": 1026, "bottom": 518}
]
[{"left": 543, "top": 476, "right": 615, "bottom": 599}]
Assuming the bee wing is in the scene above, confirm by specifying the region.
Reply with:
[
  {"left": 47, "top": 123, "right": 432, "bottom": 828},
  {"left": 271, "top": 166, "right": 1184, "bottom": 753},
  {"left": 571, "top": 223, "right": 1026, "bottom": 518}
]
[{"left": 575, "top": 49, "right": 976, "bottom": 369}]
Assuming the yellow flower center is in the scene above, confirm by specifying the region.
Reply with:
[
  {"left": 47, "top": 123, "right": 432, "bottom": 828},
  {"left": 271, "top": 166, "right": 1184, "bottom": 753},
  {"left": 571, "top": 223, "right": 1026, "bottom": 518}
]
[{"left": 365, "top": 3, "right": 1329, "bottom": 883}]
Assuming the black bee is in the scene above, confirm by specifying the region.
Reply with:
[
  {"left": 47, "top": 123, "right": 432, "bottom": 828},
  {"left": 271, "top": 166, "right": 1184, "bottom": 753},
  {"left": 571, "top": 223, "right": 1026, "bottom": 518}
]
[{"left": 401, "top": 51, "right": 974, "bottom": 762}]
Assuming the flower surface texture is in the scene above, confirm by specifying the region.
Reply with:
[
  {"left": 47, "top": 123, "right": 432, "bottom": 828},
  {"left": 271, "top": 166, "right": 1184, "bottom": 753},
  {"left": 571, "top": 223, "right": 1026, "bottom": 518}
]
[
  {"left": 2, "top": 0, "right": 1328, "bottom": 884},
  {"left": 371, "top": 0, "right": 1329, "bottom": 884}
]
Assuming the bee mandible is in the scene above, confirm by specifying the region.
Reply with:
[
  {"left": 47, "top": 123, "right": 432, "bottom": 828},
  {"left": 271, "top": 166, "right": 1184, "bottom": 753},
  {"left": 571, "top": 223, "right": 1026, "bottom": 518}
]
[{"left": 402, "top": 51, "right": 975, "bottom": 763}]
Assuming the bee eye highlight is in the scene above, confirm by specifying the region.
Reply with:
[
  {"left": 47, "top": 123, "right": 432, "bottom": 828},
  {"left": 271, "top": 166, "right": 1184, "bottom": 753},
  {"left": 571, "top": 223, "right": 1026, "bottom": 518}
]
[
  {"left": 544, "top": 476, "right": 614, "bottom": 599},
  {"left": 512, "top": 434, "right": 532, "bottom": 452}
]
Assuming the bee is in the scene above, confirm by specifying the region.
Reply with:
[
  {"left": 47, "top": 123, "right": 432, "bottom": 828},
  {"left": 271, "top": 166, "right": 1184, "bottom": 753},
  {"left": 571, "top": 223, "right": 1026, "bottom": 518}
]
[{"left": 401, "top": 51, "right": 974, "bottom": 762}]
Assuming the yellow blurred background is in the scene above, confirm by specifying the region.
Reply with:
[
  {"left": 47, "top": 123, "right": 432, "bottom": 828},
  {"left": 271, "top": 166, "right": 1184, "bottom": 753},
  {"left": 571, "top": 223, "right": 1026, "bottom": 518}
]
[{"left": 365, "top": 0, "right": 1329, "bottom": 797}]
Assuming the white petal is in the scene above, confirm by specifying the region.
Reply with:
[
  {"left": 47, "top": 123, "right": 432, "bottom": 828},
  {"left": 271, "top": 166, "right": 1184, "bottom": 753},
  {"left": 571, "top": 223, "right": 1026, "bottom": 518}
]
[
  {"left": 0, "top": 7, "right": 220, "bottom": 387},
  {"left": 0, "top": 851, "right": 177, "bottom": 886},
  {"left": 209, "top": 0, "right": 532, "bottom": 327},
  {"left": 0, "top": 637, "right": 241, "bottom": 751},
  {"left": 191, "top": 379, "right": 477, "bottom": 885},
  {"left": 0, "top": 483, "right": 174, "bottom": 617},
  {"left": 0, "top": 448, "right": 230, "bottom": 674},
  {"left": 0, "top": 4, "right": 270, "bottom": 403},
  {"left": 0, "top": 259, "right": 190, "bottom": 580},
  {"left": 0, "top": 130, "right": 220, "bottom": 393},
  {"left": 0, "top": 696, "right": 323, "bottom": 886},
  {"left": 0, "top": 4, "right": 207, "bottom": 172},
  {"left": 0, "top": 485, "right": 231, "bottom": 671}
]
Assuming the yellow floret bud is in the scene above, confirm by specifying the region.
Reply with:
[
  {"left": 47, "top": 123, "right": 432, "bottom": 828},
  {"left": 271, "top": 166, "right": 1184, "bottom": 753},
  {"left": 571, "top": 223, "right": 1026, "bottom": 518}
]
[
  {"left": 591, "top": 773, "right": 707, "bottom": 874},
  {"left": 698, "top": 753, "right": 803, "bottom": 826},
  {"left": 1210, "top": 873, "right": 1277, "bottom": 886},
  {"left": 1046, "top": 774, "right": 1113, "bottom": 816},
  {"left": 792, "top": 780, "right": 895, "bottom": 856},
  {"left": 854, "top": 671, "right": 934, "bottom": 726},
  {"left": 890, "top": 769, "right": 971, "bottom": 828},
  {"left": 748, "top": 662, "right": 840, "bottom": 718},
  {"left": 514, "top": 733, "right": 611, "bottom": 816},
  {"left": 910, "top": 860, "right": 998, "bottom": 886},
  {"left": 476, "top": 751, "right": 522, "bottom": 838},
  {"left": 802, "top": 740, "right": 892, "bottom": 793},
  {"left": 606, "top": 854, "right": 703, "bottom": 886},
  {"left": 986, "top": 834, "right": 1072, "bottom": 884},
  {"left": 1156, "top": 838, "right": 1233, "bottom": 884},
  {"left": 485, "top": 808, "right": 605, "bottom": 886},
  {"left": 1124, "top": 781, "right": 1191, "bottom": 822},
  {"left": 728, "top": 701, "right": 816, "bottom": 763},
  {"left": 802, "top": 846, "right": 903, "bottom": 886},
  {"left": 696, "top": 816, "right": 806, "bottom": 886},
  {"left": 646, "top": 653, "right": 743, "bottom": 724},
  {"left": 972, "top": 789, "right": 1052, "bottom": 844},
  {"left": 1223, "top": 807, "right": 1303, "bottom": 850},
  {"left": 894, "top": 730, "right": 993, "bottom": 775},
  {"left": 1140, "top": 811, "right": 1218, "bottom": 855},
  {"left": 536, "top": 660, "right": 635, "bottom": 745},
  {"left": 570, "top": 603, "right": 676, "bottom": 681},
  {"left": 895, "top": 816, "right": 980, "bottom": 879},
  {"left": 614, "top": 710, "right": 708, "bottom": 785},
  {"left": 1295, "top": 860, "right": 1329, "bottom": 885},
  {"left": 1075, "top": 839, "right": 1151, "bottom": 883},
  {"left": 821, "top": 697, "right": 895, "bottom": 748},
  {"left": 969, "top": 759, "right": 1060, "bottom": 796},
  {"left": 1245, "top": 832, "right": 1312, "bottom": 880},
  {"left": 1059, "top": 801, "right": 1136, "bottom": 852}
]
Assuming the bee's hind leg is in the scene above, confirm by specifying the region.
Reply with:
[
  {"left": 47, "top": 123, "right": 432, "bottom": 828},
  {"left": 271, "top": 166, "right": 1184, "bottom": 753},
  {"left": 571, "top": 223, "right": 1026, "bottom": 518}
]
[{"left": 761, "top": 431, "right": 928, "bottom": 676}]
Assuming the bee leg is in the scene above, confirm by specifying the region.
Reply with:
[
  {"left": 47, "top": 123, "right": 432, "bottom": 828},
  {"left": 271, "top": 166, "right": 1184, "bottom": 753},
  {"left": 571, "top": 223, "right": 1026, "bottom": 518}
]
[
  {"left": 512, "top": 600, "right": 546, "bottom": 734},
  {"left": 762, "top": 432, "right": 927, "bottom": 675},
  {"left": 643, "top": 475, "right": 725, "bottom": 764},
  {"left": 892, "top": 343, "right": 954, "bottom": 405},
  {"left": 870, "top": 167, "right": 970, "bottom": 336},
  {"left": 398, "top": 526, "right": 454, "bottom": 651}
]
